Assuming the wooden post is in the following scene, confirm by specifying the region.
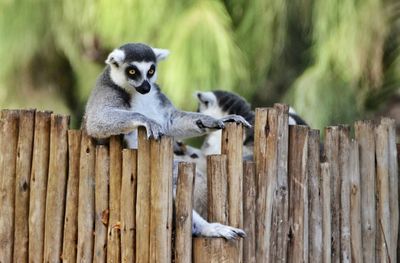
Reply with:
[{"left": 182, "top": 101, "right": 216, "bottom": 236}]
[
  {"left": 339, "top": 126, "right": 351, "bottom": 263},
  {"left": 384, "top": 118, "right": 398, "bottom": 262},
  {"left": 287, "top": 125, "right": 309, "bottom": 263},
  {"left": 354, "top": 121, "right": 376, "bottom": 262},
  {"left": 149, "top": 136, "right": 173, "bottom": 262},
  {"left": 13, "top": 109, "right": 35, "bottom": 263},
  {"left": 375, "top": 120, "right": 392, "bottom": 262},
  {"left": 321, "top": 162, "right": 331, "bottom": 263},
  {"left": 107, "top": 136, "right": 123, "bottom": 263},
  {"left": 76, "top": 132, "right": 96, "bottom": 262},
  {"left": 44, "top": 114, "right": 70, "bottom": 262},
  {"left": 93, "top": 146, "right": 110, "bottom": 263},
  {"left": 324, "top": 126, "right": 340, "bottom": 263},
  {"left": 136, "top": 127, "right": 151, "bottom": 263},
  {"left": 0, "top": 110, "right": 19, "bottom": 263},
  {"left": 221, "top": 122, "right": 244, "bottom": 262},
  {"left": 121, "top": 149, "right": 137, "bottom": 262},
  {"left": 307, "top": 129, "right": 322, "bottom": 261},
  {"left": 62, "top": 130, "right": 81, "bottom": 262},
  {"left": 243, "top": 161, "right": 256, "bottom": 263},
  {"left": 174, "top": 162, "right": 195, "bottom": 263},
  {"left": 28, "top": 111, "right": 52, "bottom": 263},
  {"left": 349, "top": 140, "right": 362, "bottom": 262}
]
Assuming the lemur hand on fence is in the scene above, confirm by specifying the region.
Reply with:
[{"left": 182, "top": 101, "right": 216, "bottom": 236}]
[{"left": 83, "top": 43, "right": 248, "bottom": 239}]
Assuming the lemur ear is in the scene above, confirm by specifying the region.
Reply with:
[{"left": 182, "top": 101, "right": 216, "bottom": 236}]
[
  {"left": 152, "top": 48, "right": 170, "bottom": 62},
  {"left": 105, "top": 49, "right": 125, "bottom": 68}
]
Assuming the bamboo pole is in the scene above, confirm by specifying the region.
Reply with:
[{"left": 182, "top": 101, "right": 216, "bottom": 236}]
[
  {"left": 13, "top": 109, "right": 35, "bottom": 263},
  {"left": 0, "top": 110, "right": 19, "bottom": 263},
  {"left": 307, "top": 129, "right": 322, "bottom": 262},
  {"left": 375, "top": 120, "right": 392, "bottom": 262},
  {"left": 44, "top": 114, "right": 70, "bottom": 262},
  {"left": 93, "top": 146, "right": 110, "bottom": 263},
  {"left": 174, "top": 162, "right": 195, "bottom": 263},
  {"left": 107, "top": 136, "right": 123, "bottom": 263},
  {"left": 136, "top": 127, "right": 151, "bottom": 263},
  {"left": 321, "top": 162, "right": 331, "bottom": 263},
  {"left": 221, "top": 122, "right": 244, "bottom": 262},
  {"left": 76, "top": 132, "right": 96, "bottom": 262},
  {"left": 149, "top": 136, "right": 173, "bottom": 262},
  {"left": 349, "top": 140, "right": 362, "bottom": 263},
  {"left": 254, "top": 108, "right": 277, "bottom": 262},
  {"left": 28, "top": 110, "right": 52, "bottom": 263},
  {"left": 384, "top": 118, "right": 398, "bottom": 263},
  {"left": 339, "top": 126, "right": 351, "bottom": 263},
  {"left": 121, "top": 149, "right": 137, "bottom": 263},
  {"left": 243, "top": 160, "right": 256, "bottom": 263},
  {"left": 62, "top": 130, "right": 81, "bottom": 263},
  {"left": 324, "top": 126, "right": 340, "bottom": 263},
  {"left": 287, "top": 125, "right": 309, "bottom": 263},
  {"left": 354, "top": 121, "right": 376, "bottom": 262}
]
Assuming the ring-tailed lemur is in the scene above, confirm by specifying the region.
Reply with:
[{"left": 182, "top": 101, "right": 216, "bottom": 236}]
[{"left": 83, "top": 43, "right": 249, "bottom": 239}]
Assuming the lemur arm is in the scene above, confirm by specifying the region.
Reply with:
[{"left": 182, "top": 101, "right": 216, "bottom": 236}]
[{"left": 85, "top": 108, "right": 164, "bottom": 139}]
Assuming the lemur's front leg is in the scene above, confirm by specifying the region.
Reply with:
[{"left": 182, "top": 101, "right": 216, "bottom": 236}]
[
  {"left": 166, "top": 110, "right": 251, "bottom": 139},
  {"left": 85, "top": 108, "right": 164, "bottom": 139}
]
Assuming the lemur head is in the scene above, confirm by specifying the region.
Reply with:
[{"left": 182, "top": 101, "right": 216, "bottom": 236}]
[{"left": 105, "top": 43, "right": 169, "bottom": 94}]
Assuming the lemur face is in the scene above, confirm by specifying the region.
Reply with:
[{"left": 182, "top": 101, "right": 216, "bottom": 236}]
[
  {"left": 195, "top": 91, "right": 226, "bottom": 118},
  {"left": 105, "top": 43, "right": 169, "bottom": 94}
]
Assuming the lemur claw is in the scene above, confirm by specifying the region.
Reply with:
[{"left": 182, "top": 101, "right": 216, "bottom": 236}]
[{"left": 220, "top": 115, "right": 252, "bottom": 128}]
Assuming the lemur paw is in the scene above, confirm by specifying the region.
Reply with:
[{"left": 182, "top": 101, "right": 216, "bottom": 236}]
[
  {"left": 143, "top": 121, "right": 164, "bottom": 140},
  {"left": 195, "top": 118, "right": 225, "bottom": 131},
  {"left": 220, "top": 115, "right": 252, "bottom": 128},
  {"left": 196, "top": 222, "right": 246, "bottom": 240}
]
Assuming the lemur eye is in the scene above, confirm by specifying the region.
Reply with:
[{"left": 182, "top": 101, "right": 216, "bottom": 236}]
[
  {"left": 204, "top": 101, "right": 209, "bottom": 107},
  {"left": 128, "top": 69, "right": 136, "bottom": 75},
  {"left": 148, "top": 69, "right": 154, "bottom": 75}
]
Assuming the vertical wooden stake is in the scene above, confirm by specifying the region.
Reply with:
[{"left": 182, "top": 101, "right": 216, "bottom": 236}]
[
  {"left": 121, "top": 149, "right": 137, "bottom": 262},
  {"left": 107, "top": 136, "right": 123, "bottom": 263},
  {"left": 13, "top": 109, "right": 35, "bottom": 263},
  {"left": 76, "top": 133, "right": 96, "bottom": 262},
  {"left": 0, "top": 110, "right": 19, "bottom": 263},
  {"left": 44, "top": 114, "right": 70, "bottom": 262},
  {"left": 174, "top": 162, "right": 195, "bottom": 263},
  {"left": 29, "top": 111, "right": 52, "bottom": 263},
  {"left": 62, "top": 130, "right": 81, "bottom": 262},
  {"left": 321, "top": 162, "right": 331, "bottom": 263},
  {"left": 93, "top": 146, "right": 110, "bottom": 263},
  {"left": 243, "top": 161, "right": 256, "bottom": 263}
]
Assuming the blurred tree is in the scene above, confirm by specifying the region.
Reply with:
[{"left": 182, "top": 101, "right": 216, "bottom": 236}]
[{"left": 0, "top": 0, "right": 399, "bottom": 130}]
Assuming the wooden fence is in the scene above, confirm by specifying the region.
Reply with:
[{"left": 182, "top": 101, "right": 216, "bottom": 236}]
[{"left": 0, "top": 105, "right": 398, "bottom": 263}]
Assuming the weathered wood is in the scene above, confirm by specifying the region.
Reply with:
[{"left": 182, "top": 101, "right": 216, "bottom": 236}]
[
  {"left": 174, "top": 162, "right": 195, "bottom": 263},
  {"left": 349, "top": 140, "right": 362, "bottom": 263},
  {"left": 149, "top": 136, "right": 173, "bottom": 262},
  {"left": 28, "top": 110, "right": 52, "bottom": 263},
  {"left": 136, "top": 127, "right": 151, "bottom": 263},
  {"left": 287, "top": 125, "right": 309, "bottom": 263},
  {"left": 339, "top": 126, "right": 351, "bottom": 263},
  {"left": 375, "top": 120, "right": 392, "bottom": 262},
  {"left": 243, "top": 161, "right": 256, "bottom": 263},
  {"left": 321, "top": 162, "right": 331, "bottom": 263},
  {"left": 269, "top": 104, "right": 290, "bottom": 262},
  {"left": 307, "top": 129, "right": 322, "bottom": 262},
  {"left": 121, "top": 149, "right": 137, "bottom": 263},
  {"left": 384, "top": 118, "right": 398, "bottom": 263},
  {"left": 354, "top": 120, "right": 376, "bottom": 262},
  {"left": 107, "top": 136, "right": 123, "bottom": 263},
  {"left": 207, "top": 154, "right": 228, "bottom": 224},
  {"left": 254, "top": 108, "right": 277, "bottom": 262},
  {"left": 193, "top": 238, "right": 221, "bottom": 263},
  {"left": 0, "top": 110, "right": 19, "bottom": 263},
  {"left": 397, "top": 143, "right": 400, "bottom": 262},
  {"left": 221, "top": 122, "right": 244, "bottom": 262},
  {"left": 13, "top": 109, "right": 35, "bottom": 263},
  {"left": 62, "top": 130, "right": 81, "bottom": 263},
  {"left": 93, "top": 146, "right": 110, "bottom": 263},
  {"left": 44, "top": 114, "right": 70, "bottom": 263},
  {"left": 76, "top": 132, "right": 96, "bottom": 262},
  {"left": 324, "top": 126, "right": 340, "bottom": 263}
]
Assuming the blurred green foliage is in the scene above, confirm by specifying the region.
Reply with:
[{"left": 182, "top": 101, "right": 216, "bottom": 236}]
[{"left": 0, "top": 0, "right": 399, "bottom": 129}]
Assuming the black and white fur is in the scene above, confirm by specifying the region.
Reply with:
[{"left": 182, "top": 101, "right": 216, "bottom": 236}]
[{"left": 83, "top": 43, "right": 248, "bottom": 239}]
